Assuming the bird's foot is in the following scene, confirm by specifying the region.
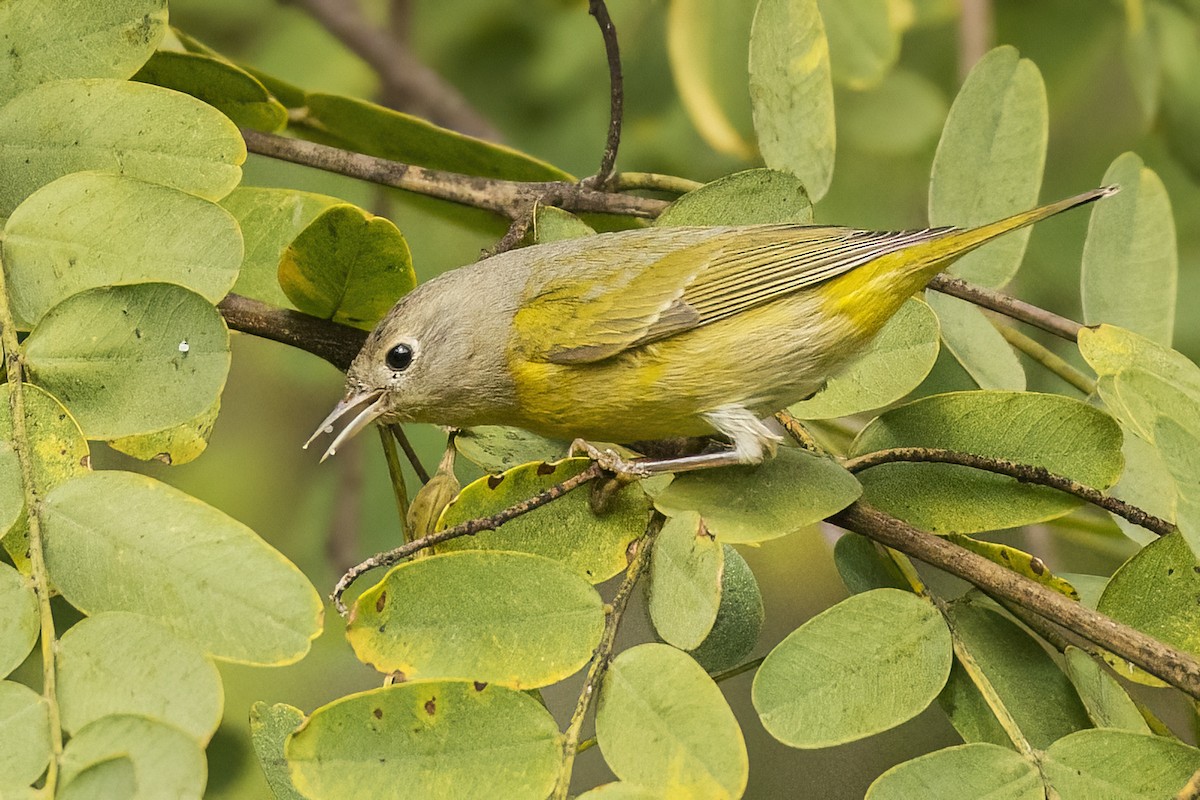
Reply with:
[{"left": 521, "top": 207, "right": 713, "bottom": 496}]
[{"left": 569, "top": 439, "right": 652, "bottom": 479}]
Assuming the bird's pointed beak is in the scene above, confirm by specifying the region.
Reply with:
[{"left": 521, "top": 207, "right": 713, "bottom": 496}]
[{"left": 304, "top": 389, "right": 386, "bottom": 462}]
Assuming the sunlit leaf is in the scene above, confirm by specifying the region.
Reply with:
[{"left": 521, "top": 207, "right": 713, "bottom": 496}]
[
  {"left": 945, "top": 533, "right": 1078, "bottom": 599},
  {"left": 866, "top": 743, "right": 1042, "bottom": 800},
  {"left": 57, "top": 756, "right": 137, "bottom": 800},
  {"left": 250, "top": 702, "right": 307, "bottom": 800},
  {"left": 59, "top": 715, "right": 205, "bottom": 800},
  {"left": 0, "top": 563, "right": 37, "bottom": 678},
  {"left": 648, "top": 511, "right": 723, "bottom": 650},
  {"left": 106, "top": 395, "right": 220, "bottom": 466},
  {"left": 134, "top": 50, "right": 288, "bottom": 131},
  {"left": 1042, "top": 729, "right": 1200, "bottom": 798},
  {"left": 0, "top": 681, "right": 51, "bottom": 787}
]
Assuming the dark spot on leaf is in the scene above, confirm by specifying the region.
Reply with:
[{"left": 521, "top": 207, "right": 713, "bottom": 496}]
[
  {"left": 1194, "top": 566, "right": 1200, "bottom": 575},
  {"left": 79, "top": 455, "right": 91, "bottom": 468},
  {"left": 377, "top": 624, "right": 386, "bottom": 633},
  {"left": 153, "top": 452, "right": 172, "bottom": 465},
  {"left": 1168, "top": 568, "right": 1176, "bottom": 576},
  {"left": 536, "top": 462, "right": 555, "bottom": 476},
  {"left": 487, "top": 474, "right": 504, "bottom": 489},
  {"left": 473, "top": 681, "right": 487, "bottom": 692},
  {"left": 1029, "top": 558, "right": 1045, "bottom": 576},
  {"left": 424, "top": 698, "right": 436, "bottom": 715},
  {"left": 1000, "top": 550, "right": 1011, "bottom": 561},
  {"left": 376, "top": 591, "right": 387, "bottom": 612},
  {"left": 392, "top": 670, "right": 407, "bottom": 683},
  {"left": 698, "top": 518, "right": 715, "bottom": 541},
  {"left": 373, "top": 708, "right": 383, "bottom": 719}
]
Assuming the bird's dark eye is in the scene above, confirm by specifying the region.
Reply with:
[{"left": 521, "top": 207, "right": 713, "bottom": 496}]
[{"left": 385, "top": 343, "right": 414, "bottom": 372}]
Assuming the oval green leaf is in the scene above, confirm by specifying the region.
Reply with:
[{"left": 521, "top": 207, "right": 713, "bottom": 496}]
[
  {"left": 596, "top": 643, "right": 747, "bottom": 798},
  {"left": 106, "top": 395, "right": 220, "bottom": 466},
  {"left": 532, "top": 206, "right": 596, "bottom": 243},
  {"left": 57, "top": 611, "right": 223, "bottom": 742},
  {"left": 753, "top": 588, "right": 952, "bottom": 748},
  {"left": 59, "top": 715, "right": 205, "bottom": 800},
  {"left": 57, "top": 756, "right": 137, "bottom": 800},
  {"left": 925, "top": 291, "right": 1025, "bottom": 391},
  {"left": 817, "top": 0, "right": 900, "bottom": 89},
  {"left": 791, "top": 298, "right": 940, "bottom": 419},
  {"left": 850, "top": 391, "right": 1123, "bottom": 533},
  {"left": 454, "top": 426, "right": 567, "bottom": 473},
  {"left": 1042, "top": 729, "right": 1200, "bottom": 798},
  {"left": 929, "top": 46, "right": 1047, "bottom": 287},
  {"left": 654, "top": 447, "right": 862, "bottom": 544},
  {"left": 0, "top": 564, "right": 39, "bottom": 680},
  {"left": 841, "top": 70, "right": 948, "bottom": 155},
  {"left": 1081, "top": 152, "right": 1177, "bottom": 345},
  {"left": 750, "top": 0, "right": 836, "bottom": 200},
  {"left": 833, "top": 532, "right": 907, "bottom": 595},
  {"left": 0, "top": 78, "right": 244, "bottom": 215},
  {"left": 3, "top": 172, "right": 243, "bottom": 328},
  {"left": 287, "top": 682, "right": 561, "bottom": 800},
  {"left": 0, "top": 0, "right": 167, "bottom": 105},
  {"left": 0, "top": 681, "right": 51, "bottom": 787},
  {"left": 250, "top": 702, "right": 307, "bottom": 800},
  {"left": 866, "top": 743, "right": 1042, "bottom": 800},
  {"left": 348, "top": 551, "right": 604, "bottom": 688},
  {"left": 435, "top": 458, "right": 647, "bottom": 584},
  {"left": 1062, "top": 646, "right": 1151, "bottom": 734},
  {"left": 24, "top": 283, "right": 230, "bottom": 439},
  {"left": 648, "top": 512, "right": 724, "bottom": 650},
  {"left": 43, "top": 470, "right": 323, "bottom": 665},
  {"left": 686, "top": 544, "right": 764, "bottom": 674},
  {"left": 655, "top": 169, "right": 813, "bottom": 227},
  {"left": 133, "top": 50, "right": 288, "bottom": 131},
  {"left": 279, "top": 204, "right": 415, "bottom": 330}
]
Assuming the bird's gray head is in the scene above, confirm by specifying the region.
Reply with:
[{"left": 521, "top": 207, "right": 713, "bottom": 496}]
[{"left": 305, "top": 273, "right": 517, "bottom": 460}]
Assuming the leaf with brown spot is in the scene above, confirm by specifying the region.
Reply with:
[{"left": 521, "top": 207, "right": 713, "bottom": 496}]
[{"left": 945, "top": 534, "right": 1078, "bottom": 600}]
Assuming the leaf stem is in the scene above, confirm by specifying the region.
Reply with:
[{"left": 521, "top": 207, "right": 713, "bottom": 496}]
[
  {"left": 582, "top": 0, "right": 624, "bottom": 187},
  {"left": 994, "top": 322, "right": 1097, "bottom": 395},
  {"left": 710, "top": 656, "right": 765, "bottom": 683},
  {"left": 929, "top": 274, "right": 1083, "bottom": 341},
  {"left": 611, "top": 172, "right": 703, "bottom": 195},
  {"left": 378, "top": 425, "right": 413, "bottom": 543},
  {"left": 553, "top": 512, "right": 663, "bottom": 800},
  {"left": 0, "top": 250, "right": 63, "bottom": 792}
]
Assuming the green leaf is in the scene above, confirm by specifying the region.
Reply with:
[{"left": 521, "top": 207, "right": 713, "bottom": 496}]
[
  {"left": 1123, "top": 5, "right": 1161, "bottom": 124},
  {"left": 279, "top": 205, "right": 415, "bottom": 330},
  {"left": 287, "top": 681, "right": 561, "bottom": 800},
  {"left": 850, "top": 391, "right": 1123, "bottom": 533},
  {"left": 106, "top": 395, "right": 221, "bottom": 466},
  {"left": 133, "top": 50, "right": 288, "bottom": 131},
  {"left": 940, "top": 602, "right": 1091, "bottom": 749},
  {"left": 0, "top": 563, "right": 37, "bottom": 678},
  {"left": 250, "top": 702, "right": 307, "bottom": 800},
  {"left": 929, "top": 46, "right": 1047, "bottom": 287},
  {"left": 654, "top": 447, "right": 861, "bottom": 544},
  {"left": 1097, "top": 531, "right": 1200, "bottom": 685},
  {"left": 454, "top": 426, "right": 567, "bottom": 473},
  {"left": 1042, "top": 729, "right": 1200, "bottom": 798},
  {"left": 840, "top": 70, "right": 948, "bottom": 155},
  {"left": 576, "top": 784, "right": 662, "bottom": 800},
  {"left": 304, "top": 93, "right": 571, "bottom": 182},
  {"left": 347, "top": 551, "right": 604, "bottom": 688},
  {"left": 686, "top": 544, "right": 764, "bottom": 673},
  {"left": 0, "top": 445, "right": 20, "bottom": 544},
  {"left": 2, "top": 172, "right": 243, "bottom": 328},
  {"left": 57, "top": 611, "right": 223, "bottom": 742},
  {"left": 866, "top": 743, "right": 1042, "bottom": 800},
  {"left": 59, "top": 715, "right": 205, "bottom": 800},
  {"left": 1155, "top": 3, "right": 1200, "bottom": 180},
  {"left": 791, "top": 298, "right": 940, "bottom": 419},
  {"left": 0, "top": 0, "right": 167, "bottom": 105},
  {"left": 1109, "top": 426, "right": 1174, "bottom": 545},
  {"left": 596, "top": 643, "right": 747, "bottom": 798},
  {"left": 666, "top": 0, "right": 757, "bottom": 158},
  {"left": 1081, "top": 152, "right": 1176, "bottom": 345},
  {"left": 43, "top": 470, "right": 323, "bottom": 665},
  {"left": 0, "top": 78, "right": 244, "bottom": 215},
  {"left": 925, "top": 291, "right": 1025, "bottom": 391},
  {"left": 753, "top": 588, "right": 952, "bottom": 747},
  {"left": 435, "top": 458, "right": 647, "bottom": 584},
  {"left": 531, "top": 206, "right": 596, "bottom": 243},
  {"left": 1062, "top": 647, "right": 1152, "bottom": 734},
  {"left": 219, "top": 186, "right": 343, "bottom": 309},
  {"left": 57, "top": 756, "right": 137, "bottom": 800},
  {"left": 654, "top": 169, "right": 813, "bottom": 227},
  {"left": 750, "top": 0, "right": 836, "bottom": 200},
  {"left": 648, "top": 511, "right": 723, "bottom": 650},
  {"left": 24, "top": 283, "right": 231, "bottom": 439},
  {"left": 0, "top": 681, "right": 51, "bottom": 787},
  {"left": 817, "top": 0, "right": 900, "bottom": 89},
  {"left": 833, "top": 532, "right": 907, "bottom": 594},
  {"left": 945, "top": 533, "right": 1079, "bottom": 599}
]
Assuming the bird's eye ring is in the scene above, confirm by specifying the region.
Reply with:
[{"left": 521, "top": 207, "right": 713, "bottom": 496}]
[{"left": 385, "top": 343, "right": 414, "bottom": 372}]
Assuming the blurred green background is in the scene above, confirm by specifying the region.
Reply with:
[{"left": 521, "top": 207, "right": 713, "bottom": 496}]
[{"left": 61, "top": 0, "right": 1199, "bottom": 795}]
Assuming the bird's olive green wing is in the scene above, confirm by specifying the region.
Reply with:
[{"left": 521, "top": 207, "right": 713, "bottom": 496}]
[{"left": 517, "top": 224, "right": 956, "bottom": 364}]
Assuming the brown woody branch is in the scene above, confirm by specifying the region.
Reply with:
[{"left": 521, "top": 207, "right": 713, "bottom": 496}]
[
  {"left": 218, "top": 294, "right": 365, "bottom": 371},
  {"left": 583, "top": 0, "right": 624, "bottom": 187},
  {"left": 929, "top": 274, "right": 1084, "bottom": 342}
]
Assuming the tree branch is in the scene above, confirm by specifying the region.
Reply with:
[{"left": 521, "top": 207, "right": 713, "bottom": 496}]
[
  {"left": 241, "top": 129, "right": 668, "bottom": 220},
  {"left": 218, "top": 293, "right": 365, "bottom": 371},
  {"left": 842, "top": 446, "right": 1174, "bottom": 538},
  {"left": 928, "top": 274, "right": 1084, "bottom": 342},
  {"left": 830, "top": 501, "right": 1200, "bottom": 700},
  {"left": 583, "top": 0, "right": 624, "bottom": 187},
  {"left": 281, "top": 0, "right": 501, "bottom": 140}
]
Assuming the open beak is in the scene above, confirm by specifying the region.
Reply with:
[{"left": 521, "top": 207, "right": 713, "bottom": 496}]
[{"left": 304, "top": 389, "right": 386, "bottom": 462}]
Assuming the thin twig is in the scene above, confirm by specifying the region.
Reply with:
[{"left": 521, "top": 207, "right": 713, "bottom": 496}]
[
  {"left": 842, "top": 446, "right": 1174, "bottom": 537},
  {"left": 484, "top": 211, "right": 537, "bottom": 257},
  {"left": 711, "top": 656, "right": 765, "bottom": 683},
  {"left": 331, "top": 463, "right": 604, "bottom": 614},
  {"left": 553, "top": 513, "right": 663, "bottom": 800},
  {"left": 773, "top": 409, "right": 825, "bottom": 453},
  {"left": 378, "top": 425, "right": 413, "bottom": 543},
  {"left": 218, "top": 293, "right": 366, "bottom": 371},
  {"left": 391, "top": 425, "right": 430, "bottom": 484},
  {"left": 583, "top": 0, "right": 623, "bottom": 187},
  {"left": 958, "top": 0, "right": 993, "bottom": 81},
  {"left": 282, "top": 0, "right": 500, "bottom": 139},
  {"left": 830, "top": 501, "right": 1200, "bottom": 700},
  {"left": 612, "top": 172, "right": 703, "bottom": 195},
  {"left": 241, "top": 129, "right": 669, "bottom": 220},
  {"left": 994, "top": 321, "right": 1097, "bottom": 395},
  {"left": 929, "top": 274, "right": 1084, "bottom": 342}
]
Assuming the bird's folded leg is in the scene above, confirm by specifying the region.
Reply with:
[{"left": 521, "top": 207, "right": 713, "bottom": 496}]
[{"left": 570, "top": 438, "right": 651, "bottom": 478}]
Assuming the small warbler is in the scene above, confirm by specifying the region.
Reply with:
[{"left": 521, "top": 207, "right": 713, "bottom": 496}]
[{"left": 308, "top": 186, "right": 1117, "bottom": 473}]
